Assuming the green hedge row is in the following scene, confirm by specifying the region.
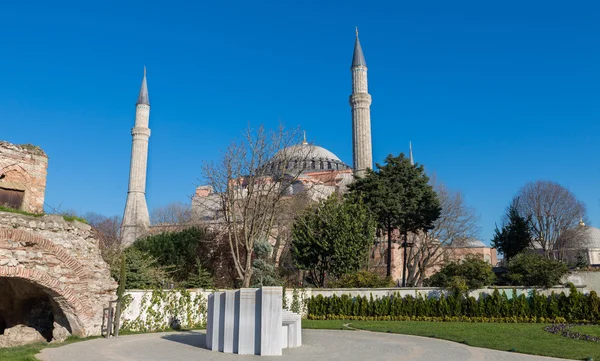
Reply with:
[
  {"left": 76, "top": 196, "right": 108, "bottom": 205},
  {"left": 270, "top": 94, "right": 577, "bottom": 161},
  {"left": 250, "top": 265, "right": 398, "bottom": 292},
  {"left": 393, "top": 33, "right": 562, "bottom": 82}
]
[{"left": 307, "top": 287, "right": 600, "bottom": 323}]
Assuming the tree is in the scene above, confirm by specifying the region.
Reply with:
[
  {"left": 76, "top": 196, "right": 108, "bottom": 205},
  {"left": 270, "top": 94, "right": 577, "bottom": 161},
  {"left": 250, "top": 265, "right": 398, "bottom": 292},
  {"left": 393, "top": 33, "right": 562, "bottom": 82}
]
[
  {"left": 404, "top": 177, "right": 480, "bottom": 286},
  {"left": 112, "top": 247, "right": 168, "bottom": 289},
  {"left": 133, "top": 227, "right": 217, "bottom": 286},
  {"left": 424, "top": 255, "right": 496, "bottom": 291},
  {"left": 84, "top": 212, "right": 122, "bottom": 264},
  {"left": 347, "top": 153, "right": 441, "bottom": 278},
  {"left": 491, "top": 199, "right": 532, "bottom": 261},
  {"left": 503, "top": 252, "right": 568, "bottom": 287},
  {"left": 291, "top": 195, "right": 376, "bottom": 287},
  {"left": 513, "top": 180, "right": 586, "bottom": 259},
  {"left": 150, "top": 202, "right": 192, "bottom": 227},
  {"left": 200, "top": 125, "right": 311, "bottom": 287},
  {"left": 251, "top": 239, "right": 281, "bottom": 287}
]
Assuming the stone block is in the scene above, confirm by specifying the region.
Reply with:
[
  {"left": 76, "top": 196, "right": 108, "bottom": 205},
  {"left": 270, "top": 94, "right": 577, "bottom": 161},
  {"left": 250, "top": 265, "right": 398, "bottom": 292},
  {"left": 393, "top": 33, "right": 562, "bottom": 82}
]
[
  {"left": 222, "top": 290, "right": 236, "bottom": 353},
  {"left": 237, "top": 288, "right": 258, "bottom": 355},
  {"left": 259, "top": 286, "right": 282, "bottom": 356},
  {"left": 206, "top": 292, "right": 223, "bottom": 351}
]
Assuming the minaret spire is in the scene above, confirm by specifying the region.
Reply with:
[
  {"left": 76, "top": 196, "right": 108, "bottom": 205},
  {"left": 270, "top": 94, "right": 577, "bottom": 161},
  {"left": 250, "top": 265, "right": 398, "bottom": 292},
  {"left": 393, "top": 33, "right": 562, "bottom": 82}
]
[
  {"left": 350, "top": 29, "right": 372, "bottom": 177},
  {"left": 122, "top": 67, "right": 152, "bottom": 247},
  {"left": 409, "top": 142, "right": 414, "bottom": 166},
  {"left": 137, "top": 66, "right": 150, "bottom": 105}
]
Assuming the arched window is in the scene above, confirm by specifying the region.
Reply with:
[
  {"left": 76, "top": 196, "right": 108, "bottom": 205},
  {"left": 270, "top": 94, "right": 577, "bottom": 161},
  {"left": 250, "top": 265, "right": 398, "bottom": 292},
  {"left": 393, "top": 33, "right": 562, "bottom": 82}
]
[
  {"left": 311, "top": 160, "right": 315, "bottom": 169},
  {"left": 319, "top": 161, "right": 324, "bottom": 170},
  {"left": 327, "top": 161, "right": 332, "bottom": 170}
]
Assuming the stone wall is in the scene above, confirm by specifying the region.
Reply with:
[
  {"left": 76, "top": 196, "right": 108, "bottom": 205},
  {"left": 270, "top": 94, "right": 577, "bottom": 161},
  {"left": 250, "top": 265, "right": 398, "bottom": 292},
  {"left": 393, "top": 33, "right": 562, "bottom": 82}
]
[
  {"left": 0, "top": 142, "right": 48, "bottom": 214},
  {"left": 120, "top": 285, "right": 586, "bottom": 325},
  {"left": 564, "top": 270, "right": 600, "bottom": 291},
  {"left": 0, "top": 211, "right": 117, "bottom": 337}
]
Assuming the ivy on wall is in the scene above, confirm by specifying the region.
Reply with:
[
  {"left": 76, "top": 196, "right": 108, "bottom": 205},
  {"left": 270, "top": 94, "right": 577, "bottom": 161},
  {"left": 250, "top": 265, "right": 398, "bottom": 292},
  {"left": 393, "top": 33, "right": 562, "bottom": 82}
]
[{"left": 120, "top": 289, "right": 208, "bottom": 332}]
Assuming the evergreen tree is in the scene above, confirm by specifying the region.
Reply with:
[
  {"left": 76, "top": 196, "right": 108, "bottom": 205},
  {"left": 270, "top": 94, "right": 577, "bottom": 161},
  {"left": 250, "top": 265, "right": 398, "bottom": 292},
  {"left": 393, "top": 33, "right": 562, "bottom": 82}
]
[
  {"left": 292, "top": 195, "right": 376, "bottom": 287},
  {"left": 251, "top": 239, "right": 280, "bottom": 287},
  {"left": 491, "top": 201, "right": 532, "bottom": 261},
  {"left": 346, "top": 153, "right": 441, "bottom": 276}
]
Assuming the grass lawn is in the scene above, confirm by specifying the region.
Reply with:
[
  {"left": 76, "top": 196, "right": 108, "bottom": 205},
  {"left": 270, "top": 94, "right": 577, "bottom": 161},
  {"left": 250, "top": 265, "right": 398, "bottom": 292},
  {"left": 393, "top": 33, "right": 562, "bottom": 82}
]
[
  {"left": 0, "top": 336, "right": 97, "bottom": 361},
  {"left": 303, "top": 320, "right": 599, "bottom": 360},
  {"left": 570, "top": 325, "right": 600, "bottom": 338}
]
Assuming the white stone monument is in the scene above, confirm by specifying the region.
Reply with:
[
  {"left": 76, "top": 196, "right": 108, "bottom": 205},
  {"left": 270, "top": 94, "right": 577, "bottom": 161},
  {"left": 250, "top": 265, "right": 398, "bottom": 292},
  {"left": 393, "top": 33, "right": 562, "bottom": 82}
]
[{"left": 205, "top": 287, "right": 302, "bottom": 356}]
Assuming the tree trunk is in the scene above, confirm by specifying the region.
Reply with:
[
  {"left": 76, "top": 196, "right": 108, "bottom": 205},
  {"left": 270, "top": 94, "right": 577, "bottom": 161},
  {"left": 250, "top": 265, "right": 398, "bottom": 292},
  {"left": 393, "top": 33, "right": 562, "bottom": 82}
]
[{"left": 387, "top": 223, "right": 392, "bottom": 277}]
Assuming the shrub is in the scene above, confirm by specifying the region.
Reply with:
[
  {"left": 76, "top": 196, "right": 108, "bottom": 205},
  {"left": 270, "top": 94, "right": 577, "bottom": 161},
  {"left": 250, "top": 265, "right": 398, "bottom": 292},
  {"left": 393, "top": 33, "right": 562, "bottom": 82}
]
[
  {"left": 306, "top": 287, "right": 598, "bottom": 323},
  {"left": 504, "top": 252, "right": 568, "bottom": 287},
  {"left": 424, "top": 255, "right": 496, "bottom": 291}
]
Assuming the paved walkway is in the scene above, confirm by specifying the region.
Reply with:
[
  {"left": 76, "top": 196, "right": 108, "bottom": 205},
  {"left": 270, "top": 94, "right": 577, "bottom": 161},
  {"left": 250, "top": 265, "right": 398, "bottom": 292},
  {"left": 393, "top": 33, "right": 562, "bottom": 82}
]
[{"left": 38, "top": 329, "right": 572, "bottom": 361}]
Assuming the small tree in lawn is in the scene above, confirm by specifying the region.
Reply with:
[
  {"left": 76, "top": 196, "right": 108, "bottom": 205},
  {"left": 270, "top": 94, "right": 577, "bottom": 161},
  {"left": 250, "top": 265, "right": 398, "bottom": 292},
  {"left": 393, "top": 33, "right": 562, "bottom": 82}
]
[
  {"left": 346, "top": 153, "right": 441, "bottom": 278},
  {"left": 291, "top": 195, "right": 376, "bottom": 287},
  {"left": 491, "top": 199, "right": 532, "bottom": 261}
]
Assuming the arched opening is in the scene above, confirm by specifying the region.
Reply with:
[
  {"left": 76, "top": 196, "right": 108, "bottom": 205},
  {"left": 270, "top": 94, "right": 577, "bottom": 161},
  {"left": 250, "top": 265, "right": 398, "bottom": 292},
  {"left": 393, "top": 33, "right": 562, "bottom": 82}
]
[{"left": 0, "top": 277, "right": 72, "bottom": 346}]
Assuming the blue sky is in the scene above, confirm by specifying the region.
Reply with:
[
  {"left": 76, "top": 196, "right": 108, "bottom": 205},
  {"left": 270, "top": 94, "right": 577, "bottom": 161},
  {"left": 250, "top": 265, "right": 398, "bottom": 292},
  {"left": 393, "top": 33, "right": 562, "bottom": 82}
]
[{"left": 1, "top": 1, "right": 599, "bottom": 244}]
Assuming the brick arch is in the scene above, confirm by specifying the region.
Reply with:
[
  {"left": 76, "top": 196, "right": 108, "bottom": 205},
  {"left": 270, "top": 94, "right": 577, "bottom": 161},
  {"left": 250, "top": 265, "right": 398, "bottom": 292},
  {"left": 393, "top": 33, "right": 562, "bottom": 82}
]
[
  {"left": 0, "top": 266, "right": 88, "bottom": 336},
  {"left": 0, "top": 229, "right": 88, "bottom": 278}
]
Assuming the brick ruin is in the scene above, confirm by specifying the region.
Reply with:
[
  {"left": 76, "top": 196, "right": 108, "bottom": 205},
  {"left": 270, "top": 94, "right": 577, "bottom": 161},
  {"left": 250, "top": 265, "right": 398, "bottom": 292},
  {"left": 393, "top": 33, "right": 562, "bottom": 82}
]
[
  {"left": 0, "top": 141, "right": 48, "bottom": 214},
  {"left": 0, "top": 141, "right": 117, "bottom": 347},
  {"left": 0, "top": 213, "right": 117, "bottom": 346}
]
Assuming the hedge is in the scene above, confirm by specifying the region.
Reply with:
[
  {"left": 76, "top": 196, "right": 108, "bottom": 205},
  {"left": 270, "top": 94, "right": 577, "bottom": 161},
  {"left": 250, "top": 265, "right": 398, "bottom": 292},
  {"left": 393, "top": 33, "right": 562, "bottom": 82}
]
[{"left": 306, "top": 287, "right": 600, "bottom": 323}]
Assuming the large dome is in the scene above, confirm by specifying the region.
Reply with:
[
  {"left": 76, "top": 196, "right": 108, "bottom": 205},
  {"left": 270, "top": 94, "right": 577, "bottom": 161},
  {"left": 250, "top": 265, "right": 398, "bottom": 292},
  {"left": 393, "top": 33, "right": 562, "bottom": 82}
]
[
  {"left": 267, "top": 142, "right": 351, "bottom": 174},
  {"left": 449, "top": 238, "right": 487, "bottom": 248},
  {"left": 577, "top": 225, "right": 600, "bottom": 248}
]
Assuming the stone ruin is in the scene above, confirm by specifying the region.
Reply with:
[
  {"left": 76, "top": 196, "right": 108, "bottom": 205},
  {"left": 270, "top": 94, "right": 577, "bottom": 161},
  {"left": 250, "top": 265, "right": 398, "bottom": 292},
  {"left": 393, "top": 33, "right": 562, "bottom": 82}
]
[
  {"left": 0, "top": 212, "right": 117, "bottom": 347},
  {"left": 0, "top": 141, "right": 48, "bottom": 214}
]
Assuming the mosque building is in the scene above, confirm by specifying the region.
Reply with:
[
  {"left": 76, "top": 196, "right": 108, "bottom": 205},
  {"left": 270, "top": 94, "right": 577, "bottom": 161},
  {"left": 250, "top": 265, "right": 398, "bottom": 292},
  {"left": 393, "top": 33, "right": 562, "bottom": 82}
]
[{"left": 121, "top": 30, "right": 501, "bottom": 283}]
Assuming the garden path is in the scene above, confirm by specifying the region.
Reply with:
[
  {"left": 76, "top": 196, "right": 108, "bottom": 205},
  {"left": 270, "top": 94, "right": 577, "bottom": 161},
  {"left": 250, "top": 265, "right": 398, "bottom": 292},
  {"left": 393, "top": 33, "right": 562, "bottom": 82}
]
[{"left": 38, "top": 329, "right": 571, "bottom": 361}]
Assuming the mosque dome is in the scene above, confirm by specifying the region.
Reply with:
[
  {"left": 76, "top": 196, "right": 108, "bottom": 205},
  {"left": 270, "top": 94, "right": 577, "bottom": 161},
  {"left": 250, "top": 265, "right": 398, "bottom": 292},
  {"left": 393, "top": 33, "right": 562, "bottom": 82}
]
[
  {"left": 575, "top": 223, "right": 600, "bottom": 249},
  {"left": 449, "top": 238, "right": 487, "bottom": 248},
  {"left": 266, "top": 140, "right": 351, "bottom": 174}
]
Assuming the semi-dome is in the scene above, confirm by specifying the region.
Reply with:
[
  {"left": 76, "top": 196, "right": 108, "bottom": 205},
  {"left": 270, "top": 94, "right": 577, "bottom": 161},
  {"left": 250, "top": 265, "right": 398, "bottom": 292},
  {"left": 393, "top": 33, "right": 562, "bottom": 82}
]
[{"left": 266, "top": 141, "right": 351, "bottom": 174}]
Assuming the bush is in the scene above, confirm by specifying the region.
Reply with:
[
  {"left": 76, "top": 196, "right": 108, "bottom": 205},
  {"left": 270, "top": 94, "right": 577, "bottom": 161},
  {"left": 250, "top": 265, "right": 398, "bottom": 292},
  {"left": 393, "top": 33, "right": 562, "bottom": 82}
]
[
  {"left": 424, "top": 255, "right": 496, "bottom": 291},
  {"left": 329, "top": 270, "right": 395, "bottom": 288},
  {"left": 306, "top": 288, "right": 598, "bottom": 323},
  {"left": 504, "top": 252, "right": 568, "bottom": 287}
]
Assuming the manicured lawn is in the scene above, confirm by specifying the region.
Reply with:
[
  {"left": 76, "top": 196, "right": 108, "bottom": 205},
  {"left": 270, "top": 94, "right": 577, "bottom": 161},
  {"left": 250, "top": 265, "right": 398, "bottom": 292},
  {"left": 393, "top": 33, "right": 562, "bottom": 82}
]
[
  {"left": 570, "top": 325, "right": 600, "bottom": 338},
  {"left": 303, "top": 320, "right": 599, "bottom": 360}
]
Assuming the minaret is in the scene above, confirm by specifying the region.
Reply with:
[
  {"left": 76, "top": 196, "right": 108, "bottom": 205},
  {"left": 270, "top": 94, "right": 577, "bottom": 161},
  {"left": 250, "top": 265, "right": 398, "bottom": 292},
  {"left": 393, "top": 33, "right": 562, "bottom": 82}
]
[
  {"left": 409, "top": 142, "right": 414, "bottom": 166},
  {"left": 350, "top": 28, "right": 373, "bottom": 177},
  {"left": 121, "top": 67, "right": 151, "bottom": 247}
]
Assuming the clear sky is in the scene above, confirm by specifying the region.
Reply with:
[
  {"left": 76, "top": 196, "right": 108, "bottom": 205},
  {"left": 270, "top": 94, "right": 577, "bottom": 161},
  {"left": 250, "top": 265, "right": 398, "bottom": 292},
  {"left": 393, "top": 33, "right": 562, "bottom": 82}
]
[{"left": 1, "top": 0, "right": 599, "bottom": 245}]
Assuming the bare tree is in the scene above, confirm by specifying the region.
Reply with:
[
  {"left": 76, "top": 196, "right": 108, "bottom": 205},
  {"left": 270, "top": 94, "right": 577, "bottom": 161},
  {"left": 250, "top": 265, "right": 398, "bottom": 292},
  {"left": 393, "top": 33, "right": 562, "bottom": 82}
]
[
  {"left": 514, "top": 180, "right": 586, "bottom": 259},
  {"left": 84, "top": 212, "right": 122, "bottom": 264},
  {"left": 150, "top": 202, "right": 192, "bottom": 226},
  {"left": 200, "top": 125, "right": 312, "bottom": 287},
  {"left": 405, "top": 177, "right": 481, "bottom": 286}
]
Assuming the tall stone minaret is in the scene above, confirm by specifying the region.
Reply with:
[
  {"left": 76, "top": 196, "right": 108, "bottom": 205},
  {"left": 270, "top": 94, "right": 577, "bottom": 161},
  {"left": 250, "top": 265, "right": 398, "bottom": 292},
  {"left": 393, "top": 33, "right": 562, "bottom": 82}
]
[
  {"left": 121, "top": 67, "right": 151, "bottom": 247},
  {"left": 350, "top": 28, "right": 373, "bottom": 177}
]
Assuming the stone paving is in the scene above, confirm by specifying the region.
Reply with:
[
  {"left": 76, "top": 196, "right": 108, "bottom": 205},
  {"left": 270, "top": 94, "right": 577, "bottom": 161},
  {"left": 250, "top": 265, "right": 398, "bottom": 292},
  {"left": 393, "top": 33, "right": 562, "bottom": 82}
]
[{"left": 38, "top": 329, "right": 572, "bottom": 361}]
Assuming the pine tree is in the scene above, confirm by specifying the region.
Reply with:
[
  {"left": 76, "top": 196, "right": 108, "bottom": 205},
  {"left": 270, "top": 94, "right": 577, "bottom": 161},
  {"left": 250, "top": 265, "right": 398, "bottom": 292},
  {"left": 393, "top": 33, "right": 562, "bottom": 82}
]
[{"left": 491, "top": 201, "right": 532, "bottom": 261}]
